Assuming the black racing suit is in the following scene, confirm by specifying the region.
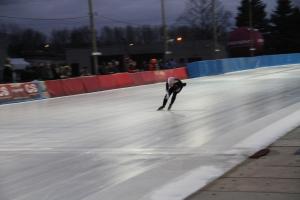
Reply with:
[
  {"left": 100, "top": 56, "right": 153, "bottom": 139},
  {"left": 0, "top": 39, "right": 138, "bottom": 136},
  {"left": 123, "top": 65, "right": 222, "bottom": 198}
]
[{"left": 158, "top": 78, "right": 185, "bottom": 110}]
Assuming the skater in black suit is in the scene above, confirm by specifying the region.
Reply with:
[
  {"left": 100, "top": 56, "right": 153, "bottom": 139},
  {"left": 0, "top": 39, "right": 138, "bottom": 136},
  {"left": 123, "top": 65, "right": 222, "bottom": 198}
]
[{"left": 157, "top": 77, "right": 186, "bottom": 111}]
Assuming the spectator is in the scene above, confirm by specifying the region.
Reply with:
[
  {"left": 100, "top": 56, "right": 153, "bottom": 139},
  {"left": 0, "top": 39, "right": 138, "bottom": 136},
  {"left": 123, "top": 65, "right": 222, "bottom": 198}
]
[
  {"left": 20, "top": 66, "right": 38, "bottom": 82},
  {"left": 80, "top": 67, "right": 91, "bottom": 76},
  {"left": 50, "top": 64, "right": 60, "bottom": 79},
  {"left": 60, "top": 65, "right": 71, "bottom": 79},
  {"left": 98, "top": 62, "right": 108, "bottom": 75},
  {"left": 106, "top": 62, "right": 119, "bottom": 74},
  {"left": 128, "top": 58, "right": 138, "bottom": 73},
  {"left": 142, "top": 61, "right": 148, "bottom": 71},
  {"left": 112, "top": 60, "right": 121, "bottom": 72},
  {"left": 123, "top": 56, "right": 130, "bottom": 72},
  {"left": 42, "top": 64, "right": 54, "bottom": 80},
  {"left": 158, "top": 59, "right": 165, "bottom": 69},
  {"left": 3, "top": 58, "right": 13, "bottom": 83},
  {"left": 148, "top": 58, "right": 158, "bottom": 71},
  {"left": 169, "top": 59, "right": 178, "bottom": 68}
]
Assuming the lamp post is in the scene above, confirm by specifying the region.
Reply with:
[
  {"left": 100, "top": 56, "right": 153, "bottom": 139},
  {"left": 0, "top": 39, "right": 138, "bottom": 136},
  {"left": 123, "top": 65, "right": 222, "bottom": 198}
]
[
  {"left": 249, "top": 0, "right": 255, "bottom": 56},
  {"left": 88, "top": 0, "right": 99, "bottom": 74},
  {"left": 212, "top": 0, "right": 219, "bottom": 59},
  {"left": 160, "top": 0, "right": 169, "bottom": 69}
]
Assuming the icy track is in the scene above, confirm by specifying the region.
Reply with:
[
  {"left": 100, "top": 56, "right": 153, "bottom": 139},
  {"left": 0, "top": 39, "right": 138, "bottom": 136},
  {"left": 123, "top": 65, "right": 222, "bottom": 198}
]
[{"left": 1, "top": 64, "right": 300, "bottom": 200}]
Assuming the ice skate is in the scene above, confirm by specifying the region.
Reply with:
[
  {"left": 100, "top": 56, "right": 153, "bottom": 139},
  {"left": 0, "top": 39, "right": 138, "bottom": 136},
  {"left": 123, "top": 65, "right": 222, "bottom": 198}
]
[{"left": 157, "top": 106, "right": 164, "bottom": 111}]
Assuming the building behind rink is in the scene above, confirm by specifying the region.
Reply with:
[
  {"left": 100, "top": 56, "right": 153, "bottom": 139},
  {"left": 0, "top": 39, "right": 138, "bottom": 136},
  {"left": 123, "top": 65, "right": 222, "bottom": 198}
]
[{"left": 66, "top": 40, "right": 227, "bottom": 74}]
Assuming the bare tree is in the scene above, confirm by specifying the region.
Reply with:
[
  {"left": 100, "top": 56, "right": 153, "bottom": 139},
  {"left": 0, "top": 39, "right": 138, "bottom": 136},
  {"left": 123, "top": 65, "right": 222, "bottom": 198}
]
[
  {"left": 50, "top": 29, "right": 71, "bottom": 53},
  {"left": 8, "top": 28, "right": 47, "bottom": 57},
  {"left": 99, "top": 26, "right": 115, "bottom": 45},
  {"left": 177, "top": 0, "right": 232, "bottom": 40},
  {"left": 294, "top": 0, "right": 300, "bottom": 7},
  {"left": 69, "top": 26, "right": 91, "bottom": 48}
]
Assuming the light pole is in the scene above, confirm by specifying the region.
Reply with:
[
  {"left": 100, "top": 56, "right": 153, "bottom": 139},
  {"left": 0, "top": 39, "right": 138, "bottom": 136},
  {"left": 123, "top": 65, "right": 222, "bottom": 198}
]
[
  {"left": 212, "top": 0, "right": 219, "bottom": 59},
  {"left": 249, "top": 0, "right": 255, "bottom": 56},
  {"left": 88, "top": 0, "right": 99, "bottom": 74},
  {"left": 160, "top": 0, "right": 169, "bottom": 69}
]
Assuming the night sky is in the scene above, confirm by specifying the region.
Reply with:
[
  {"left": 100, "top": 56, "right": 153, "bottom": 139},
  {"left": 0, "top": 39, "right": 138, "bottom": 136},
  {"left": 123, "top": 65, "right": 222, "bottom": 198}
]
[{"left": 0, "top": 0, "right": 297, "bottom": 33}]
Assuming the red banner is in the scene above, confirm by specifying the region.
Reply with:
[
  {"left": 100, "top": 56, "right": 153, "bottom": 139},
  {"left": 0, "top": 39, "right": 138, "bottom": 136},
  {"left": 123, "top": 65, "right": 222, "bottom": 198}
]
[
  {"left": 0, "top": 85, "right": 12, "bottom": 100},
  {"left": 61, "top": 78, "right": 85, "bottom": 95},
  {"left": 44, "top": 80, "right": 65, "bottom": 97},
  {"left": 40, "top": 67, "right": 188, "bottom": 99},
  {"left": 0, "top": 82, "right": 40, "bottom": 103}
]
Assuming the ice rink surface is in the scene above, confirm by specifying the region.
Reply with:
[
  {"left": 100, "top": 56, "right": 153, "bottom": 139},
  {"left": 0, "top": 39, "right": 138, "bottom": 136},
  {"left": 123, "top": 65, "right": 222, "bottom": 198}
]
[{"left": 1, "top": 65, "right": 300, "bottom": 200}]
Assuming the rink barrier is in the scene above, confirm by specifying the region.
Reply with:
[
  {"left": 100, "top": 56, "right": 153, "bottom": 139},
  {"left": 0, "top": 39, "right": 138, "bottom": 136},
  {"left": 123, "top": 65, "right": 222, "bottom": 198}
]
[
  {"left": 42, "top": 67, "right": 187, "bottom": 97},
  {"left": 61, "top": 78, "right": 86, "bottom": 95},
  {"left": 172, "top": 67, "right": 188, "bottom": 79},
  {"left": 112, "top": 73, "right": 135, "bottom": 88},
  {"left": 187, "top": 53, "right": 300, "bottom": 78},
  {"left": 140, "top": 71, "right": 156, "bottom": 84},
  {"left": 97, "top": 74, "right": 118, "bottom": 90},
  {"left": 44, "top": 80, "right": 65, "bottom": 97},
  {"left": 154, "top": 70, "right": 168, "bottom": 82},
  {"left": 128, "top": 72, "right": 145, "bottom": 86},
  {"left": 1, "top": 67, "right": 187, "bottom": 102},
  {"left": 0, "top": 81, "right": 45, "bottom": 104},
  {"left": 80, "top": 76, "right": 99, "bottom": 93}
]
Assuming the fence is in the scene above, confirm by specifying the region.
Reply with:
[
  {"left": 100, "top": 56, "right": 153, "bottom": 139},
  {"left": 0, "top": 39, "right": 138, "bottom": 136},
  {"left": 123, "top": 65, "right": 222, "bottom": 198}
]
[
  {"left": 187, "top": 53, "right": 300, "bottom": 78},
  {"left": 0, "top": 67, "right": 187, "bottom": 104}
]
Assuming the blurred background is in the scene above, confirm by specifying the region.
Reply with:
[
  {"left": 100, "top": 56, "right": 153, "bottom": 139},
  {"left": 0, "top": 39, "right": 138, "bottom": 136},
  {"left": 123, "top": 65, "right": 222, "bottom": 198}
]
[{"left": 0, "top": 0, "right": 299, "bottom": 83}]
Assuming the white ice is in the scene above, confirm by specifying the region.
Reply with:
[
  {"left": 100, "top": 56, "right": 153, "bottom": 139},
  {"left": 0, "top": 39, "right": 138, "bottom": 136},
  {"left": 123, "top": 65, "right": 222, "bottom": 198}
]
[{"left": 0, "top": 64, "right": 300, "bottom": 200}]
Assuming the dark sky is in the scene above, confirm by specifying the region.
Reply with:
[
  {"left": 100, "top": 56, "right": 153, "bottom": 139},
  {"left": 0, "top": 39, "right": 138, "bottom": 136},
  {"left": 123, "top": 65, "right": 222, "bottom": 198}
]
[{"left": 0, "top": 0, "right": 298, "bottom": 34}]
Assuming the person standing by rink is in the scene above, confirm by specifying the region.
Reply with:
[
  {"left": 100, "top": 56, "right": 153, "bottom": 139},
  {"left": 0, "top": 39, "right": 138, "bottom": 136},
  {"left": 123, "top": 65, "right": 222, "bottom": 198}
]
[{"left": 157, "top": 77, "right": 186, "bottom": 111}]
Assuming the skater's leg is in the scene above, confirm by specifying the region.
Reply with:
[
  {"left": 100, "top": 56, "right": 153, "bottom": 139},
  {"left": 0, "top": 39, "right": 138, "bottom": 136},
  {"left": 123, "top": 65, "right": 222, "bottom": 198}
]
[
  {"left": 157, "top": 94, "right": 169, "bottom": 110},
  {"left": 168, "top": 92, "right": 177, "bottom": 110}
]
